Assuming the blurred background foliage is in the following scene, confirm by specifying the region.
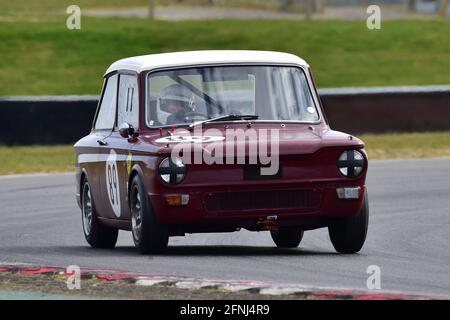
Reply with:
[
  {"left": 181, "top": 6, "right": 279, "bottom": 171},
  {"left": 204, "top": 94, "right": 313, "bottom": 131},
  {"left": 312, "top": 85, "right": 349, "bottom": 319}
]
[{"left": 0, "top": 0, "right": 449, "bottom": 95}]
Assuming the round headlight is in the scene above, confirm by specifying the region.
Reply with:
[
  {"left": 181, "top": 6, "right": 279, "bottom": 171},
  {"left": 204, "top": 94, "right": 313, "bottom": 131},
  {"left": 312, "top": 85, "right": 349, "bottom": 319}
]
[
  {"left": 159, "top": 157, "right": 186, "bottom": 184},
  {"left": 337, "top": 150, "right": 365, "bottom": 177}
]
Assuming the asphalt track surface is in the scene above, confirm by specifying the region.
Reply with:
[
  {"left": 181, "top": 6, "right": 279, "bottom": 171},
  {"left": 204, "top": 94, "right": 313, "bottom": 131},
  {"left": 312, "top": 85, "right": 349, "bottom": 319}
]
[{"left": 0, "top": 158, "right": 449, "bottom": 295}]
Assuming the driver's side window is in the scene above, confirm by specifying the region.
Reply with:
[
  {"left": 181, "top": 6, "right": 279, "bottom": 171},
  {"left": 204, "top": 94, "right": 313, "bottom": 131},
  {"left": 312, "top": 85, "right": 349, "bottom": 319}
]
[{"left": 117, "top": 74, "right": 139, "bottom": 129}]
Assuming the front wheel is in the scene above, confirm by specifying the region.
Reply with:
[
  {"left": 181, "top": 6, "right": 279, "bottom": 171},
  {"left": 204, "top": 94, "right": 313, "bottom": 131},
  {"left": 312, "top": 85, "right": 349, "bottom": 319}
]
[
  {"left": 130, "top": 175, "right": 169, "bottom": 254},
  {"left": 271, "top": 227, "right": 304, "bottom": 248},
  {"left": 328, "top": 190, "right": 369, "bottom": 254},
  {"left": 81, "top": 178, "right": 118, "bottom": 248}
]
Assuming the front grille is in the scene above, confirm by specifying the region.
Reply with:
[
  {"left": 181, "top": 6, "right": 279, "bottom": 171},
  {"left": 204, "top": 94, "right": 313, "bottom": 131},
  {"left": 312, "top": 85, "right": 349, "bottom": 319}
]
[{"left": 204, "top": 189, "right": 321, "bottom": 211}]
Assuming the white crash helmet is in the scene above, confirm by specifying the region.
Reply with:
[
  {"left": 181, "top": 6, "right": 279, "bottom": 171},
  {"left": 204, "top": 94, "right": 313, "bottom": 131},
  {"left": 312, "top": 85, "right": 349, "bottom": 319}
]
[{"left": 158, "top": 84, "right": 196, "bottom": 113}]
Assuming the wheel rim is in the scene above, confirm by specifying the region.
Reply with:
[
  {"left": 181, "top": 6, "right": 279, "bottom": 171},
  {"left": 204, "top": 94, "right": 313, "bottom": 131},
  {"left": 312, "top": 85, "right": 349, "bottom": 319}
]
[
  {"left": 131, "top": 185, "right": 143, "bottom": 242},
  {"left": 82, "top": 182, "right": 93, "bottom": 236}
]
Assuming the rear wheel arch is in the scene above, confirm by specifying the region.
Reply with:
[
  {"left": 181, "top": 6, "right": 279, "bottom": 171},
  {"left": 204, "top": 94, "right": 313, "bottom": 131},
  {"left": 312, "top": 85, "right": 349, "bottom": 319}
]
[{"left": 80, "top": 175, "right": 118, "bottom": 249}]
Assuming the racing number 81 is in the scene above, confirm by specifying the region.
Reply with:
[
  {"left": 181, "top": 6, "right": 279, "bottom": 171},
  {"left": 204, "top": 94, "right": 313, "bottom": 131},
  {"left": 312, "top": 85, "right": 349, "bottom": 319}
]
[{"left": 107, "top": 163, "right": 118, "bottom": 205}]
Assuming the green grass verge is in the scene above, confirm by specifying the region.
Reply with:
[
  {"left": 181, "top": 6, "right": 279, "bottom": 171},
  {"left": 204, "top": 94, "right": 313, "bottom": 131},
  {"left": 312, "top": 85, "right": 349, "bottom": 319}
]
[
  {"left": 360, "top": 132, "right": 450, "bottom": 160},
  {"left": 0, "top": 1, "right": 278, "bottom": 17},
  {"left": 1, "top": 132, "right": 449, "bottom": 175},
  {"left": 0, "top": 17, "right": 449, "bottom": 95},
  {"left": 0, "top": 145, "right": 74, "bottom": 175}
]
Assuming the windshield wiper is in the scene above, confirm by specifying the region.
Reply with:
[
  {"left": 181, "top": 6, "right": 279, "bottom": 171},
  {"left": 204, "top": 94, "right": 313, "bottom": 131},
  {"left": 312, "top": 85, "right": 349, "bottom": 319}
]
[{"left": 189, "top": 114, "right": 258, "bottom": 129}]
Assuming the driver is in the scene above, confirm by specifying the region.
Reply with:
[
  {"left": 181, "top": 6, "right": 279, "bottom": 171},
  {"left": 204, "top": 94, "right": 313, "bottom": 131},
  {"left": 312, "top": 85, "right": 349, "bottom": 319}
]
[{"left": 159, "top": 84, "right": 196, "bottom": 125}]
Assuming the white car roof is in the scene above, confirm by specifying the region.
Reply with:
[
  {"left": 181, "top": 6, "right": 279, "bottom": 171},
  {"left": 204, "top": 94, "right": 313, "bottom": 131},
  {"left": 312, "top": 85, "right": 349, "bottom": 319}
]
[{"left": 105, "top": 50, "right": 309, "bottom": 75}]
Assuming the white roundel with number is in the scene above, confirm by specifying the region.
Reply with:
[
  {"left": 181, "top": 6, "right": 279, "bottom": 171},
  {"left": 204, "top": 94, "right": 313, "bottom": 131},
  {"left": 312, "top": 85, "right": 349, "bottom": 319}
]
[{"left": 105, "top": 150, "right": 121, "bottom": 218}]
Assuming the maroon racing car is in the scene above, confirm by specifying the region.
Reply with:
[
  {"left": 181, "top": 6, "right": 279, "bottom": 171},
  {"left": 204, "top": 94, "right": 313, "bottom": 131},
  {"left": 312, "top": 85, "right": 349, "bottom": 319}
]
[{"left": 74, "top": 50, "right": 369, "bottom": 254}]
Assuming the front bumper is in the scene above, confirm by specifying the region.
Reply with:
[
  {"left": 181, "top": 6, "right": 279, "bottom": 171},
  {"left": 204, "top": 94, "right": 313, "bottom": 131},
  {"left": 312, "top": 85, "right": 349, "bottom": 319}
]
[{"left": 150, "top": 181, "right": 366, "bottom": 230}]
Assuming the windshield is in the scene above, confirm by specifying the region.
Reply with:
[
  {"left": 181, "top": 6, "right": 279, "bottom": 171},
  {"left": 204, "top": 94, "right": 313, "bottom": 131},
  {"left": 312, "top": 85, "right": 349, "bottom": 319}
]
[{"left": 146, "top": 65, "right": 319, "bottom": 127}]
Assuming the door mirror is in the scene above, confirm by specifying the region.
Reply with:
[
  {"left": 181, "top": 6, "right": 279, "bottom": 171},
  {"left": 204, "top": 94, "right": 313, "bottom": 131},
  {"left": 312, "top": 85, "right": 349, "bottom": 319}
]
[{"left": 119, "top": 122, "right": 136, "bottom": 139}]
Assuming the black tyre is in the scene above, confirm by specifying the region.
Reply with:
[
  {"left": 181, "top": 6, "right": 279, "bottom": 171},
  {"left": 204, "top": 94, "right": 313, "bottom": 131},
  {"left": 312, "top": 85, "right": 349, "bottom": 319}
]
[
  {"left": 81, "top": 178, "right": 118, "bottom": 248},
  {"left": 328, "top": 190, "right": 369, "bottom": 254},
  {"left": 130, "top": 175, "right": 169, "bottom": 254},
  {"left": 271, "top": 227, "right": 304, "bottom": 248}
]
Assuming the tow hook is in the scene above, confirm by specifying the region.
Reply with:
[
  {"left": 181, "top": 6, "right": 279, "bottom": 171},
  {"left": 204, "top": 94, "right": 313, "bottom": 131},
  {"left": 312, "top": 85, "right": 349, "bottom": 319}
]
[{"left": 257, "top": 216, "right": 279, "bottom": 232}]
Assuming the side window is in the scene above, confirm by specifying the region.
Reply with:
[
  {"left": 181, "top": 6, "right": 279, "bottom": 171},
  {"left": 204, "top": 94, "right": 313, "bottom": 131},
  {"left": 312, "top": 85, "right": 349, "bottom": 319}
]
[
  {"left": 118, "top": 74, "right": 139, "bottom": 128},
  {"left": 94, "top": 74, "right": 118, "bottom": 130}
]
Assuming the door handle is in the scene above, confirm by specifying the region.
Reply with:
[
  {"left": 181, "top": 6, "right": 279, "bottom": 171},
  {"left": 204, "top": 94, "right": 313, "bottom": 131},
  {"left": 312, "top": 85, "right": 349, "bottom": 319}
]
[{"left": 97, "top": 139, "right": 108, "bottom": 146}]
